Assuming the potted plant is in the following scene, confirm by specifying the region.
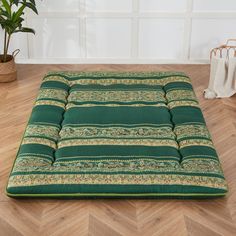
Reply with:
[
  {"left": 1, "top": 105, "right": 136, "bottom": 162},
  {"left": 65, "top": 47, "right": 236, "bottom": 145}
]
[{"left": 0, "top": 0, "right": 38, "bottom": 82}]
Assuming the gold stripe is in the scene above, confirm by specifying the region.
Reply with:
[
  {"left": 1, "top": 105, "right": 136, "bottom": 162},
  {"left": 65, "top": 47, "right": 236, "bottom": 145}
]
[
  {"left": 43, "top": 76, "right": 69, "bottom": 85},
  {"left": 22, "top": 137, "right": 56, "bottom": 149},
  {"left": 69, "top": 76, "right": 191, "bottom": 86},
  {"left": 179, "top": 139, "right": 214, "bottom": 149},
  {"left": 8, "top": 173, "right": 227, "bottom": 190},
  {"left": 38, "top": 88, "right": 68, "bottom": 102},
  {"left": 68, "top": 90, "right": 165, "bottom": 103},
  {"left": 58, "top": 139, "right": 178, "bottom": 149},
  {"left": 54, "top": 159, "right": 178, "bottom": 165},
  {"left": 168, "top": 100, "right": 199, "bottom": 109},
  {"left": 35, "top": 100, "right": 65, "bottom": 109},
  {"left": 166, "top": 89, "right": 197, "bottom": 102},
  {"left": 66, "top": 103, "right": 167, "bottom": 109},
  {"left": 25, "top": 125, "right": 59, "bottom": 139},
  {"left": 59, "top": 126, "right": 174, "bottom": 139},
  {"left": 174, "top": 124, "right": 210, "bottom": 139}
]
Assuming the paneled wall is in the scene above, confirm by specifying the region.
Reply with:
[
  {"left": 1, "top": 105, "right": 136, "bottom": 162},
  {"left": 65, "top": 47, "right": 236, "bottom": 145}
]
[{"left": 2, "top": 0, "right": 236, "bottom": 63}]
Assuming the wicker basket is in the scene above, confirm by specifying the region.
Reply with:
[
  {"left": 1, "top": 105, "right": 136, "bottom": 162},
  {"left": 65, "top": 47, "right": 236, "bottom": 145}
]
[
  {"left": 204, "top": 39, "right": 236, "bottom": 98},
  {"left": 0, "top": 50, "right": 19, "bottom": 83}
]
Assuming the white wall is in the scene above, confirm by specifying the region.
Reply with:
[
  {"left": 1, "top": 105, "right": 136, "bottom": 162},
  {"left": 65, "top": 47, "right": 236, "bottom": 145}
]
[{"left": 1, "top": 0, "right": 236, "bottom": 64}]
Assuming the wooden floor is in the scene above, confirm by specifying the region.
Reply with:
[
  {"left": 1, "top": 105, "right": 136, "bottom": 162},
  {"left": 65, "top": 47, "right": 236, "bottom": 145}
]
[{"left": 0, "top": 64, "right": 236, "bottom": 236}]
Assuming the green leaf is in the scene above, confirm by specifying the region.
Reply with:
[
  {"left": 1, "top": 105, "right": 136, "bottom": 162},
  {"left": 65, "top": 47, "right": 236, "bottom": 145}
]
[
  {"left": 13, "top": 0, "right": 20, "bottom": 5},
  {"left": 12, "top": 5, "right": 25, "bottom": 22},
  {"left": 29, "top": 0, "right": 35, "bottom": 5},
  {"left": 0, "top": 9, "right": 10, "bottom": 18},
  {"left": 1, "top": 0, "right": 11, "bottom": 15},
  {"left": 23, "top": 2, "right": 38, "bottom": 14},
  {"left": 15, "top": 27, "right": 35, "bottom": 34}
]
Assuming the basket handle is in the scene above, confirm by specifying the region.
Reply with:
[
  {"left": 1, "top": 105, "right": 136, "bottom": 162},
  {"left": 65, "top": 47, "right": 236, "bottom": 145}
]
[
  {"left": 210, "top": 39, "right": 236, "bottom": 59},
  {"left": 217, "top": 39, "right": 236, "bottom": 49},
  {"left": 226, "top": 39, "right": 236, "bottom": 46},
  {"left": 12, "top": 49, "right": 20, "bottom": 58}
]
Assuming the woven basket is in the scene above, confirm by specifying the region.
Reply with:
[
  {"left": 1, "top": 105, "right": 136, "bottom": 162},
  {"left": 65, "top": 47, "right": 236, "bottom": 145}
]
[{"left": 0, "top": 50, "right": 19, "bottom": 83}]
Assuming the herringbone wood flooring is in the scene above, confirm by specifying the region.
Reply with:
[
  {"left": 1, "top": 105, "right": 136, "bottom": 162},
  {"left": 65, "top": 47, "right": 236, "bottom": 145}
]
[{"left": 0, "top": 64, "right": 236, "bottom": 236}]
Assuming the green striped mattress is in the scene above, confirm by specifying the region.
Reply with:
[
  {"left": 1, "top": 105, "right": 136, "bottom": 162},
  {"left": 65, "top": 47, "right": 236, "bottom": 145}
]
[{"left": 6, "top": 71, "right": 228, "bottom": 198}]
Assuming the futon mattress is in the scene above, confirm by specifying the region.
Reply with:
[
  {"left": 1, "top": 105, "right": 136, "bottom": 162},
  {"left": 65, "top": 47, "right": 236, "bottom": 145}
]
[{"left": 6, "top": 72, "right": 228, "bottom": 198}]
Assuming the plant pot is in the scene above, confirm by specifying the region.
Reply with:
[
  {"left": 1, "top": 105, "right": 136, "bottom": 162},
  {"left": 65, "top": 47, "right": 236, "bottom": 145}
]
[{"left": 0, "top": 54, "right": 17, "bottom": 82}]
